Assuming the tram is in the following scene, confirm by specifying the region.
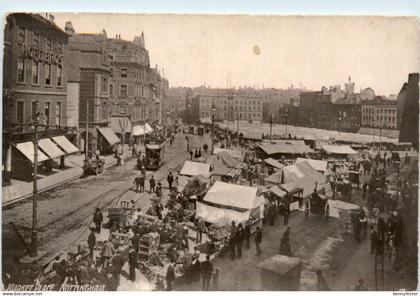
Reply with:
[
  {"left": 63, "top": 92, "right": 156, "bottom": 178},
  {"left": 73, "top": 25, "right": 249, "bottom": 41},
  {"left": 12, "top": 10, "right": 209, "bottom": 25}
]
[{"left": 144, "top": 137, "right": 166, "bottom": 170}]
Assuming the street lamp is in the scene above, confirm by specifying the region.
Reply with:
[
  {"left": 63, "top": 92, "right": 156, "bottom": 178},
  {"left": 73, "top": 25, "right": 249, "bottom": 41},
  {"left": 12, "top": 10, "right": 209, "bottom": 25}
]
[
  {"left": 211, "top": 101, "right": 216, "bottom": 155},
  {"left": 338, "top": 116, "right": 342, "bottom": 136},
  {"left": 285, "top": 108, "right": 289, "bottom": 138}
]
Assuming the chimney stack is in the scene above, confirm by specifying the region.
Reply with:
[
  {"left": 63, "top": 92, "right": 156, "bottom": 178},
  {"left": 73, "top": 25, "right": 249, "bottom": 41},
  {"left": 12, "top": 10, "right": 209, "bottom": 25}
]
[{"left": 65, "top": 21, "right": 75, "bottom": 35}]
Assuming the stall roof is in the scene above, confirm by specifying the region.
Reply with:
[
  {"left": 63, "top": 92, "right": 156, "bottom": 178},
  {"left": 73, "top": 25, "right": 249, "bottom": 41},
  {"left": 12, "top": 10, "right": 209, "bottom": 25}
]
[
  {"left": 196, "top": 201, "right": 250, "bottom": 226},
  {"left": 216, "top": 151, "right": 241, "bottom": 168},
  {"left": 180, "top": 161, "right": 211, "bottom": 177},
  {"left": 52, "top": 136, "right": 79, "bottom": 154},
  {"left": 38, "top": 138, "right": 65, "bottom": 159},
  {"left": 203, "top": 181, "right": 260, "bottom": 210},
  {"left": 295, "top": 158, "right": 327, "bottom": 172},
  {"left": 322, "top": 145, "right": 357, "bottom": 155},
  {"left": 264, "top": 158, "right": 284, "bottom": 169},
  {"left": 258, "top": 142, "right": 313, "bottom": 156},
  {"left": 257, "top": 255, "right": 301, "bottom": 275},
  {"left": 206, "top": 155, "right": 231, "bottom": 176},
  {"left": 213, "top": 148, "right": 242, "bottom": 160},
  {"left": 98, "top": 127, "right": 121, "bottom": 146},
  {"left": 269, "top": 185, "right": 287, "bottom": 198},
  {"left": 14, "top": 141, "right": 49, "bottom": 163},
  {"left": 243, "top": 130, "right": 262, "bottom": 140},
  {"left": 144, "top": 123, "right": 154, "bottom": 133}
]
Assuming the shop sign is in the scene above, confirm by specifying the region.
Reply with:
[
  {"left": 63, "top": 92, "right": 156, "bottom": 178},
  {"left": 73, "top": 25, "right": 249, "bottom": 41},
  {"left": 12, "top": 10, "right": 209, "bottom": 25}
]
[{"left": 20, "top": 44, "right": 63, "bottom": 65}]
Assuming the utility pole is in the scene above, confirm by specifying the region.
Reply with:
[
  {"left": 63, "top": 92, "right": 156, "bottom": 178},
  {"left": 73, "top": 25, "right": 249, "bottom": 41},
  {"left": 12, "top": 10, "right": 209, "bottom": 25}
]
[
  {"left": 31, "top": 117, "right": 39, "bottom": 257},
  {"left": 269, "top": 113, "right": 273, "bottom": 143},
  {"left": 85, "top": 99, "right": 89, "bottom": 159},
  {"left": 379, "top": 121, "right": 382, "bottom": 155},
  {"left": 236, "top": 112, "right": 239, "bottom": 148},
  {"left": 285, "top": 109, "right": 288, "bottom": 138}
]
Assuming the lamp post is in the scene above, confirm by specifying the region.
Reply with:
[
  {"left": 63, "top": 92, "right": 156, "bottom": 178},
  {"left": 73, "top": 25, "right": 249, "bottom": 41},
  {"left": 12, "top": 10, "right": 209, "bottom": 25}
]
[
  {"left": 338, "top": 116, "right": 342, "bottom": 136},
  {"left": 269, "top": 113, "right": 273, "bottom": 143},
  {"left": 285, "top": 108, "right": 288, "bottom": 138},
  {"left": 30, "top": 112, "right": 47, "bottom": 258},
  {"left": 211, "top": 101, "right": 216, "bottom": 155}
]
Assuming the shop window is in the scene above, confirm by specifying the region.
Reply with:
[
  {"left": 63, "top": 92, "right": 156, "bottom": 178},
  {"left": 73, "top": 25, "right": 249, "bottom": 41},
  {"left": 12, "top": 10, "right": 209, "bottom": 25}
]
[
  {"left": 32, "top": 61, "right": 39, "bottom": 84},
  {"left": 31, "top": 101, "right": 38, "bottom": 119},
  {"left": 17, "top": 101, "right": 25, "bottom": 124},
  {"left": 120, "top": 84, "right": 127, "bottom": 96},
  {"left": 44, "top": 102, "right": 50, "bottom": 125},
  {"left": 55, "top": 102, "right": 61, "bottom": 126},
  {"left": 17, "top": 57, "right": 25, "bottom": 83}
]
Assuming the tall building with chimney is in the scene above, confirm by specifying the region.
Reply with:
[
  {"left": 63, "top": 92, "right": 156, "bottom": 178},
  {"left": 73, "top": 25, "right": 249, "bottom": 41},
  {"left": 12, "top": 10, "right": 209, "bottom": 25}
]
[{"left": 399, "top": 73, "right": 419, "bottom": 149}]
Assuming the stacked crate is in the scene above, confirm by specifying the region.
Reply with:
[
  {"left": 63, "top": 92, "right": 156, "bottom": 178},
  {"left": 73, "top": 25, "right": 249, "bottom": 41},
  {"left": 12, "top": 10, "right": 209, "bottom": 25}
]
[{"left": 138, "top": 232, "right": 160, "bottom": 261}]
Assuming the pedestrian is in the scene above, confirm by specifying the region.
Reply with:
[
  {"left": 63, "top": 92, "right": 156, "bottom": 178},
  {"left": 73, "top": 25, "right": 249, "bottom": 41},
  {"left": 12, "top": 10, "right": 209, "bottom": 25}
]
[
  {"left": 279, "top": 236, "right": 292, "bottom": 256},
  {"left": 128, "top": 248, "right": 137, "bottom": 282},
  {"left": 111, "top": 249, "right": 124, "bottom": 286},
  {"left": 134, "top": 174, "right": 142, "bottom": 192},
  {"left": 196, "top": 218, "right": 205, "bottom": 244},
  {"left": 255, "top": 226, "right": 262, "bottom": 257},
  {"left": 229, "top": 221, "right": 237, "bottom": 260},
  {"left": 167, "top": 172, "right": 174, "bottom": 190},
  {"left": 236, "top": 223, "right": 244, "bottom": 258},
  {"left": 268, "top": 202, "right": 276, "bottom": 226},
  {"left": 149, "top": 175, "right": 156, "bottom": 193},
  {"left": 87, "top": 228, "right": 96, "bottom": 258},
  {"left": 362, "top": 182, "right": 368, "bottom": 199},
  {"left": 201, "top": 255, "right": 213, "bottom": 291},
  {"left": 370, "top": 228, "right": 379, "bottom": 255},
  {"left": 304, "top": 200, "right": 310, "bottom": 219},
  {"left": 139, "top": 173, "right": 145, "bottom": 193},
  {"left": 189, "top": 150, "right": 193, "bottom": 160},
  {"left": 166, "top": 261, "right": 175, "bottom": 291},
  {"left": 198, "top": 148, "right": 202, "bottom": 158},
  {"left": 101, "top": 239, "right": 115, "bottom": 267},
  {"left": 316, "top": 269, "right": 330, "bottom": 291},
  {"left": 354, "top": 279, "right": 368, "bottom": 291},
  {"left": 282, "top": 226, "right": 291, "bottom": 242},
  {"left": 284, "top": 201, "right": 290, "bottom": 225},
  {"left": 93, "top": 208, "right": 103, "bottom": 233},
  {"left": 244, "top": 223, "right": 251, "bottom": 249}
]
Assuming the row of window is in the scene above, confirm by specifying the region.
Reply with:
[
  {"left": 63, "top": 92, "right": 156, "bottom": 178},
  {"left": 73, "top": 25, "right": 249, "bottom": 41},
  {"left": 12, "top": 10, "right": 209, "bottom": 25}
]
[
  {"left": 109, "top": 83, "right": 149, "bottom": 97},
  {"left": 115, "top": 67, "right": 146, "bottom": 80},
  {"left": 362, "top": 115, "right": 396, "bottom": 123},
  {"left": 200, "top": 112, "right": 261, "bottom": 119},
  {"left": 16, "top": 100, "right": 62, "bottom": 125},
  {"left": 17, "top": 58, "right": 63, "bottom": 86},
  {"left": 18, "top": 26, "right": 63, "bottom": 54},
  {"left": 363, "top": 107, "right": 396, "bottom": 114}
]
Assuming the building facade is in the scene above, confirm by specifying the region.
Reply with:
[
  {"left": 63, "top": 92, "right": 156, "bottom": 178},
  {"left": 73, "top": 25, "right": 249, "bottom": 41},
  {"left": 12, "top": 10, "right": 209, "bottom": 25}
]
[
  {"left": 66, "top": 27, "right": 113, "bottom": 155},
  {"left": 299, "top": 91, "right": 332, "bottom": 129},
  {"left": 331, "top": 98, "right": 361, "bottom": 133},
  {"left": 3, "top": 13, "right": 69, "bottom": 180},
  {"left": 361, "top": 96, "right": 398, "bottom": 130}
]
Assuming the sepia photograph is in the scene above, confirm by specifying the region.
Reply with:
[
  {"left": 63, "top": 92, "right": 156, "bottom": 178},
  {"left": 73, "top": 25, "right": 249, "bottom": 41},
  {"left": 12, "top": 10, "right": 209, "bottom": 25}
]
[{"left": 1, "top": 5, "right": 419, "bottom": 292}]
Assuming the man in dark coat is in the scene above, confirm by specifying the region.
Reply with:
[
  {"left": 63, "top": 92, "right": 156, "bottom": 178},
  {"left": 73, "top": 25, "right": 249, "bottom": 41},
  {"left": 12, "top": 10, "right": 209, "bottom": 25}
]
[
  {"left": 229, "top": 221, "right": 237, "bottom": 260},
  {"left": 244, "top": 224, "right": 251, "bottom": 249},
  {"left": 128, "top": 248, "right": 137, "bottom": 282},
  {"left": 370, "top": 228, "right": 380, "bottom": 255},
  {"left": 93, "top": 208, "right": 103, "bottom": 233},
  {"left": 167, "top": 172, "right": 174, "bottom": 190},
  {"left": 255, "top": 227, "right": 262, "bottom": 257},
  {"left": 283, "top": 201, "right": 290, "bottom": 225},
  {"left": 236, "top": 224, "right": 244, "bottom": 259},
  {"left": 87, "top": 228, "right": 96, "bottom": 258},
  {"left": 111, "top": 250, "right": 124, "bottom": 286},
  {"left": 201, "top": 255, "right": 213, "bottom": 291},
  {"left": 149, "top": 175, "right": 156, "bottom": 193},
  {"left": 166, "top": 262, "right": 176, "bottom": 291}
]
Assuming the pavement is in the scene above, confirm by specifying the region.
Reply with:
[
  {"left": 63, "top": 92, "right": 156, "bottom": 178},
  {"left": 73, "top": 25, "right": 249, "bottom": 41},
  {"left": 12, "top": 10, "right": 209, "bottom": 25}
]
[{"left": 2, "top": 146, "right": 136, "bottom": 206}]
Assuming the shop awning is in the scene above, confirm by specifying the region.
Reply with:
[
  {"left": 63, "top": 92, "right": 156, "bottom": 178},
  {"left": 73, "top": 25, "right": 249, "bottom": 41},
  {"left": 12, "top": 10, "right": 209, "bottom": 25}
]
[
  {"left": 51, "top": 136, "right": 79, "bottom": 154},
  {"left": 14, "top": 141, "right": 50, "bottom": 163},
  {"left": 38, "top": 138, "right": 65, "bottom": 159},
  {"left": 98, "top": 127, "right": 121, "bottom": 146}
]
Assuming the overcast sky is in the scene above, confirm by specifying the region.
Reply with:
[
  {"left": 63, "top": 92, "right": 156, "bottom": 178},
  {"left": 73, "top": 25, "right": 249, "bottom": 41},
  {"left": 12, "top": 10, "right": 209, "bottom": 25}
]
[{"left": 52, "top": 13, "right": 420, "bottom": 96}]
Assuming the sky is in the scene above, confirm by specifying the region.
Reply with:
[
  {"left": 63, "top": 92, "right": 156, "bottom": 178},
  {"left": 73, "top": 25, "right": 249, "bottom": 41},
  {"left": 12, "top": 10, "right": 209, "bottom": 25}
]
[{"left": 50, "top": 13, "right": 420, "bottom": 96}]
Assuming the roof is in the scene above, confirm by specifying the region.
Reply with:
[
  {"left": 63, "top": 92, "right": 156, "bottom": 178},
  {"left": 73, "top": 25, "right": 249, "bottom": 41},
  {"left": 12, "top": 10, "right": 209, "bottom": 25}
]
[
  {"left": 258, "top": 142, "right": 313, "bottom": 156},
  {"left": 264, "top": 161, "right": 326, "bottom": 197},
  {"left": 215, "top": 151, "right": 241, "bottom": 168},
  {"left": 180, "top": 161, "right": 211, "bottom": 177},
  {"left": 213, "top": 148, "right": 242, "bottom": 160},
  {"left": 206, "top": 155, "right": 231, "bottom": 176},
  {"left": 357, "top": 127, "right": 399, "bottom": 139},
  {"left": 110, "top": 117, "right": 132, "bottom": 134},
  {"left": 264, "top": 158, "right": 285, "bottom": 169},
  {"left": 322, "top": 145, "right": 357, "bottom": 155},
  {"left": 196, "top": 202, "right": 251, "bottom": 226},
  {"left": 203, "top": 181, "right": 260, "bottom": 210},
  {"left": 295, "top": 158, "right": 327, "bottom": 172},
  {"left": 243, "top": 130, "right": 262, "bottom": 140},
  {"left": 269, "top": 185, "right": 286, "bottom": 198},
  {"left": 257, "top": 255, "right": 301, "bottom": 275}
]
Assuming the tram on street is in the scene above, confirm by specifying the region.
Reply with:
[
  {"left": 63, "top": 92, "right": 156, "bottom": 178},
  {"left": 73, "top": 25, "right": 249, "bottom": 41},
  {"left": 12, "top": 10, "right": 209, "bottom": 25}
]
[{"left": 145, "top": 137, "right": 166, "bottom": 170}]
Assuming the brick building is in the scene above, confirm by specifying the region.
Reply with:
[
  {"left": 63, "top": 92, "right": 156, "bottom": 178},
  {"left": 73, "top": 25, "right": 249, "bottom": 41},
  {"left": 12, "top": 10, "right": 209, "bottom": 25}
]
[
  {"left": 65, "top": 24, "right": 118, "bottom": 155},
  {"left": 3, "top": 13, "right": 70, "bottom": 181},
  {"left": 299, "top": 91, "right": 332, "bottom": 129},
  {"left": 331, "top": 98, "right": 361, "bottom": 133},
  {"left": 361, "top": 96, "right": 398, "bottom": 130}
]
